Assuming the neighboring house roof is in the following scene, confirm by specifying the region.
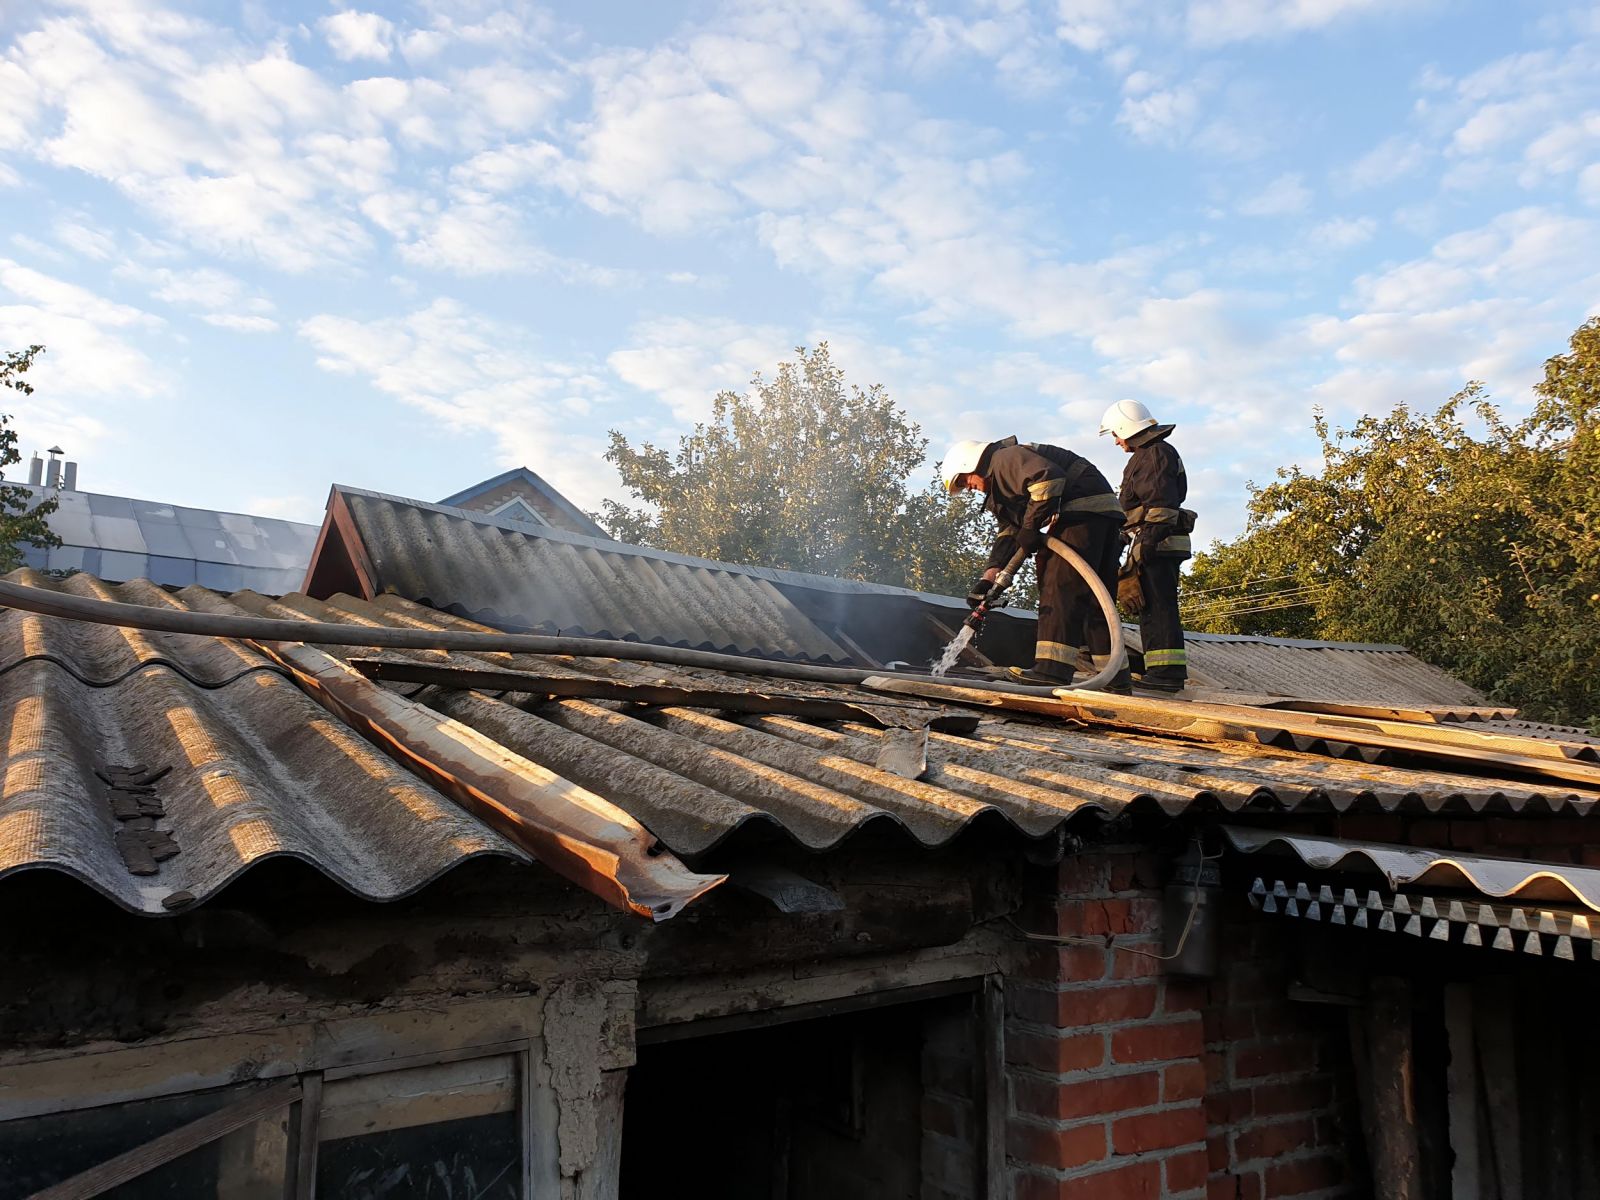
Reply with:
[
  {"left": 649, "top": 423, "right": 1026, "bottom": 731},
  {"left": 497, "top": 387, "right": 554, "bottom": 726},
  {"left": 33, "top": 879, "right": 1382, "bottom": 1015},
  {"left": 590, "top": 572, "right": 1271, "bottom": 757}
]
[
  {"left": 439, "top": 466, "right": 608, "bottom": 539},
  {"left": 5, "top": 569, "right": 1596, "bottom": 916},
  {"left": 17, "top": 485, "right": 319, "bottom": 594}
]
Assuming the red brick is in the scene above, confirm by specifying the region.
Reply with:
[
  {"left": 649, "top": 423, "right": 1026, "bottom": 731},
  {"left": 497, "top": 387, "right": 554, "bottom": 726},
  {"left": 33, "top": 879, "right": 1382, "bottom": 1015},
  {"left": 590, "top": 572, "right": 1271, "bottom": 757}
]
[
  {"left": 1207, "top": 1133, "right": 1229, "bottom": 1172},
  {"left": 1057, "top": 943, "right": 1113, "bottom": 981},
  {"left": 1112, "top": 1018, "right": 1205, "bottom": 1064},
  {"left": 1008, "top": 986, "right": 1058, "bottom": 1026},
  {"left": 1234, "top": 1117, "right": 1316, "bottom": 1162},
  {"left": 1209, "top": 1172, "right": 1263, "bottom": 1200},
  {"left": 1110, "top": 851, "right": 1162, "bottom": 893},
  {"left": 1581, "top": 846, "right": 1600, "bottom": 868},
  {"left": 1060, "top": 983, "right": 1159, "bottom": 1026},
  {"left": 1408, "top": 818, "right": 1453, "bottom": 848},
  {"left": 1112, "top": 1105, "right": 1206, "bottom": 1154},
  {"left": 1203, "top": 1088, "right": 1252, "bottom": 1127},
  {"left": 1263, "top": 1154, "right": 1342, "bottom": 1197},
  {"left": 1251, "top": 1002, "right": 1311, "bottom": 1038},
  {"left": 1008, "top": 1119, "right": 1107, "bottom": 1170},
  {"left": 1250, "top": 1078, "right": 1331, "bottom": 1118},
  {"left": 1111, "top": 946, "right": 1164, "bottom": 979},
  {"left": 1056, "top": 898, "right": 1158, "bottom": 937},
  {"left": 1448, "top": 819, "right": 1489, "bottom": 849},
  {"left": 1058, "top": 854, "right": 1113, "bottom": 896},
  {"left": 1058, "top": 1159, "right": 1162, "bottom": 1200},
  {"left": 1164, "top": 980, "right": 1208, "bottom": 1014},
  {"left": 1167, "top": 1149, "right": 1209, "bottom": 1194},
  {"left": 1019, "top": 1070, "right": 1160, "bottom": 1121},
  {"left": 1164, "top": 1061, "right": 1207, "bottom": 1103},
  {"left": 1007, "top": 1030, "right": 1105, "bottom": 1074},
  {"left": 1234, "top": 1039, "right": 1315, "bottom": 1080}
]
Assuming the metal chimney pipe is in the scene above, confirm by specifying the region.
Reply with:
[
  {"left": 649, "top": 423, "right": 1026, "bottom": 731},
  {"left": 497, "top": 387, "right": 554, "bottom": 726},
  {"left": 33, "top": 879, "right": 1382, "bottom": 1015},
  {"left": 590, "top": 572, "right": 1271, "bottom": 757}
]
[
  {"left": 27, "top": 453, "right": 42, "bottom": 486},
  {"left": 44, "top": 446, "right": 63, "bottom": 489},
  {"left": 63, "top": 461, "right": 78, "bottom": 491}
]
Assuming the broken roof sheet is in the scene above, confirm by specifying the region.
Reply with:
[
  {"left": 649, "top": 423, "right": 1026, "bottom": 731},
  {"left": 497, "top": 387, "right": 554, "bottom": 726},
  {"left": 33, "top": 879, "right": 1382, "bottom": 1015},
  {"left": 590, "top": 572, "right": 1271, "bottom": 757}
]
[
  {"left": 322, "top": 488, "right": 856, "bottom": 663},
  {"left": 4, "top": 570, "right": 1596, "bottom": 914}
]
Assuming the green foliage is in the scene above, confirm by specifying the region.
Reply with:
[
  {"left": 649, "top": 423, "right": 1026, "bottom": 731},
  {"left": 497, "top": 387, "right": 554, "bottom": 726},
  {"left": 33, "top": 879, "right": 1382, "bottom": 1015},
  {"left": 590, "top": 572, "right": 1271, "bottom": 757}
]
[
  {"left": 1186, "top": 318, "right": 1600, "bottom": 727},
  {"left": 602, "top": 343, "right": 993, "bottom": 598},
  {"left": 1, "top": 346, "right": 60, "bottom": 573}
]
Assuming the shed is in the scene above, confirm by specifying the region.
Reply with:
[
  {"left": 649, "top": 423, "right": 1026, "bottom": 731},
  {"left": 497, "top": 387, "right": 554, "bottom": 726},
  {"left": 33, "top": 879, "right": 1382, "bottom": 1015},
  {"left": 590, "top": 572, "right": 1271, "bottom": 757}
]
[{"left": 3, "top": 563, "right": 1596, "bottom": 1200}]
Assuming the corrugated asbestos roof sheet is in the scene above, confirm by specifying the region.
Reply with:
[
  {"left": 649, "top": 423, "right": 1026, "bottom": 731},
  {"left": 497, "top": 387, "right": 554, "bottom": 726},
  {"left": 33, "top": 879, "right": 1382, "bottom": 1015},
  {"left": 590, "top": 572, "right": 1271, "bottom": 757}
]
[
  {"left": 338, "top": 489, "right": 854, "bottom": 663},
  {"left": 1, "top": 573, "right": 527, "bottom": 913},
  {"left": 21, "top": 485, "right": 319, "bottom": 595},
  {"left": 1148, "top": 629, "right": 1491, "bottom": 708},
  {"left": 5, "top": 571, "right": 1596, "bottom": 914},
  {"left": 1225, "top": 827, "right": 1600, "bottom": 911}
]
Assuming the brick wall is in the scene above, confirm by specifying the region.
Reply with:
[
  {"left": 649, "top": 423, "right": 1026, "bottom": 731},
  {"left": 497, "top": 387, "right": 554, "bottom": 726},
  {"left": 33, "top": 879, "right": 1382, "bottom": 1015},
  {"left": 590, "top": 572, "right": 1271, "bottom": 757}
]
[{"left": 1005, "top": 847, "right": 1357, "bottom": 1200}]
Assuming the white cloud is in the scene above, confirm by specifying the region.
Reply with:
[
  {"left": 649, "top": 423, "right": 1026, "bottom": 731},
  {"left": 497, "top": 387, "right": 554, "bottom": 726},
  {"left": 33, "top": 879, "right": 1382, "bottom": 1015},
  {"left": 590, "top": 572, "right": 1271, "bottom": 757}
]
[
  {"left": 607, "top": 316, "right": 791, "bottom": 423},
  {"left": 202, "top": 313, "right": 278, "bottom": 333},
  {"left": 320, "top": 11, "right": 396, "bottom": 61},
  {"left": 0, "top": 261, "right": 165, "bottom": 400},
  {"left": 1238, "top": 173, "right": 1311, "bottom": 217},
  {"left": 1186, "top": 0, "right": 1412, "bottom": 46},
  {"left": 1343, "top": 135, "right": 1426, "bottom": 190},
  {"left": 1310, "top": 216, "right": 1377, "bottom": 249},
  {"left": 298, "top": 299, "right": 618, "bottom": 509},
  {"left": 1116, "top": 83, "right": 1200, "bottom": 144}
]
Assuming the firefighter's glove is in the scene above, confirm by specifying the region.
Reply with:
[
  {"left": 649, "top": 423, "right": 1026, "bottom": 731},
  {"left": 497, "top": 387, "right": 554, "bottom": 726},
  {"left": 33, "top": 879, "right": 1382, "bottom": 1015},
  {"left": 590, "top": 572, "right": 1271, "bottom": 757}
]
[
  {"left": 1015, "top": 527, "right": 1044, "bottom": 553},
  {"left": 1117, "top": 570, "right": 1145, "bottom": 615},
  {"left": 965, "top": 578, "right": 994, "bottom": 610}
]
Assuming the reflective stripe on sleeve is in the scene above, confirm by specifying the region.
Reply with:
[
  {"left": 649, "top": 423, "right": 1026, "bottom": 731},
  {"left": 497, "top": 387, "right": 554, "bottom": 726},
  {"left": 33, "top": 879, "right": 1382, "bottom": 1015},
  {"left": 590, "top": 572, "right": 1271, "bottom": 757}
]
[{"left": 1027, "top": 477, "right": 1066, "bottom": 502}]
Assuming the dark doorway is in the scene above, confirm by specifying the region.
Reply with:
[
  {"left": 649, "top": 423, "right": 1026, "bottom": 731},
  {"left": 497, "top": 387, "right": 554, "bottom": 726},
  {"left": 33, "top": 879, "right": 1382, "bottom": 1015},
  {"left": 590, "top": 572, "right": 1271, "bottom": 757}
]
[{"left": 621, "top": 994, "right": 980, "bottom": 1200}]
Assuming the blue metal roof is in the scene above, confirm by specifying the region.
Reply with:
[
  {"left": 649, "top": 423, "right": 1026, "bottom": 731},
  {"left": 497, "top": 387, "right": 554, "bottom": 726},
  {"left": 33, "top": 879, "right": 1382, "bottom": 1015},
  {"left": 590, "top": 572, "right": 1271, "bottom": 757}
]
[{"left": 19, "top": 486, "right": 320, "bottom": 595}]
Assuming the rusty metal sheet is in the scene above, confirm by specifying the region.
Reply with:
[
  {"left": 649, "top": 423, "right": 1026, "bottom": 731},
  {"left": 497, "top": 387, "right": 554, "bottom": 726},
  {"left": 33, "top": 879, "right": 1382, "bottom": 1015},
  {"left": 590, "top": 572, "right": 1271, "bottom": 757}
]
[{"left": 252, "top": 639, "right": 724, "bottom": 920}]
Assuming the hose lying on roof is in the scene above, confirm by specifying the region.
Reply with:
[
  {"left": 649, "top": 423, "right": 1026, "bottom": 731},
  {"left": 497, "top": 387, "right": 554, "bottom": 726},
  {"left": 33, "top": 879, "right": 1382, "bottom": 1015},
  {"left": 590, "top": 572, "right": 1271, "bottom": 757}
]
[{"left": 0, "top": 540, "right": 1128, "bottom": 694}]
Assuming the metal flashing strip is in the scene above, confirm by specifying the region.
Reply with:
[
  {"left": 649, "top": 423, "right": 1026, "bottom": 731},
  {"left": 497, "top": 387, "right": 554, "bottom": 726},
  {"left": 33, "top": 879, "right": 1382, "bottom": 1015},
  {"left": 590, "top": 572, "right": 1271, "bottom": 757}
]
[
  {"left": 1224, "top": 826, "right": 1600, "bottom": 911},
  {"left": 1248, "top": 877, "right": 1597, "bottom": 962}
]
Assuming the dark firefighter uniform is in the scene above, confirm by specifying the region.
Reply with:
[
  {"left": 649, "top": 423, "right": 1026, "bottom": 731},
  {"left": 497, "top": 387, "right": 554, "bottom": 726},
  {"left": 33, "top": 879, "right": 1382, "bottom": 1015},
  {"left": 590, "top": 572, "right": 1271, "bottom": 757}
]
[
  {"left": 1117, "top": 424, "right": 1193, "bottom": 690},
  {"left": 975, "top": 437, "right": 1130, "bottom": 685}
]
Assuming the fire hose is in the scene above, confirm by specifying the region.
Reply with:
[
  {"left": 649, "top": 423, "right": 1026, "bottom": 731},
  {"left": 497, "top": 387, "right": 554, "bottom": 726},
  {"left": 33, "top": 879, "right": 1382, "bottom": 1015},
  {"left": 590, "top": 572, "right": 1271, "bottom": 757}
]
[
  {"left": 962, "top": 536, "right": 1127, "bottom": 693},
  {"left": 0, "top": 545, "right": 1126, "bottom": 693}
]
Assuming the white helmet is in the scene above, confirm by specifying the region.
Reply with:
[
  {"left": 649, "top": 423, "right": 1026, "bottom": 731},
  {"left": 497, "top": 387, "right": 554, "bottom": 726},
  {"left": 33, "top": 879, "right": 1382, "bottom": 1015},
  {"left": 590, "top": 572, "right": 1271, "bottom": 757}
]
[
  {"left": 939, "top": 440, "right": 989, "bottom": 492},
  {"left": 1100, "top": 399, "right": 1158, "bottom": 439}
]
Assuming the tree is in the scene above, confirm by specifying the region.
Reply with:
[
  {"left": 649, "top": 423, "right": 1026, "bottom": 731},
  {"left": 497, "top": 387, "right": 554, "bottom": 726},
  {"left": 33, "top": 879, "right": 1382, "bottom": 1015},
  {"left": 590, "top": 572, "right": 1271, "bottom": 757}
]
[
  {"left": 602, "top": 343, "right": 995, "bottom": 597},
  {"left": 1, "top": 346, "right": 60, "bottom": 573},
  {"left": 1185, "top": 317, "right": 1600, "bottom": 727}
]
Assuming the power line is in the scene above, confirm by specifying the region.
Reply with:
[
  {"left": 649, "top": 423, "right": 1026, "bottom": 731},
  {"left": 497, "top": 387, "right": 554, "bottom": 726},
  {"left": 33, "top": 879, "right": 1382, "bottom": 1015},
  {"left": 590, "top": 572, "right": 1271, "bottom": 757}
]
[
  {"left": 1181, "top": 598, "right": 1324, "bottom": 619},
  {"left": 1181, "top": 572, "right": 1310, "bottom": 598},
  {"left": 1181, "top": 584, "right": 1333, "bottom": 615}
]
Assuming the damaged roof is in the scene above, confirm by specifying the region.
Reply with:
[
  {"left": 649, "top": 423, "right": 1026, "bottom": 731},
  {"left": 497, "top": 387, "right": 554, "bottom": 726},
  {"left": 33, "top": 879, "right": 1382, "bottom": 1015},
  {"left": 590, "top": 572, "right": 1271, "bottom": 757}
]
[{"left": 5, "top": 569, "right": 1598, "bottom": 917}]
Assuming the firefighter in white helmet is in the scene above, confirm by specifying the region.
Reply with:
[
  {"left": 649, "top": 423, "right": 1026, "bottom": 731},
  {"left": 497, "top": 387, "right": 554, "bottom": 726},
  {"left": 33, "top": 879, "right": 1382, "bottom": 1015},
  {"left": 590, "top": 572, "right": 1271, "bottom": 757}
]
[
  {"left": 1100, "top": 400, "right": 1194, "bottom": 691},
  {"left": 941, "top": 437, "right": 1132, "bottom": 690}
]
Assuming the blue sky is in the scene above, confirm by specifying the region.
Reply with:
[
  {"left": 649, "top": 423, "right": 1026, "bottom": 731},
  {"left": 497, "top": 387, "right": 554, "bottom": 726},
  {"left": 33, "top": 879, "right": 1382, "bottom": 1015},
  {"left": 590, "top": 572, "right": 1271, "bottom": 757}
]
[{"left": 2, "top": 0, "right": 1598, "bottom": 547}]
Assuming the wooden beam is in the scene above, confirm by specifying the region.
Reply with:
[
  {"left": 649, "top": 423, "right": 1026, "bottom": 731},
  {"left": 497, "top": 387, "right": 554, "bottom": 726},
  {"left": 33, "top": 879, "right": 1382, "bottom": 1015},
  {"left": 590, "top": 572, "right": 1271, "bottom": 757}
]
[
  {"left": 980, "top": 976, "right": 1006, "bottom": 1200},
  {"left": 289, "top": 1071, "right": 322, "bottom": 1200},
  {"left": 29, "top": 1079, "right": 301, "bottom": 1200},
  {"left": 1444, "top": 984, "right": 1481, "bottom": 1200},
  {"left": 861, "top": 675, "right": 1600, "bottom": 788},
  {"left": 1474, "top": 980, "right": 1522, "bottom": 1200},
  {"left": 1362, "top": 977, "right": 1425, "bottom": 1200}
]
